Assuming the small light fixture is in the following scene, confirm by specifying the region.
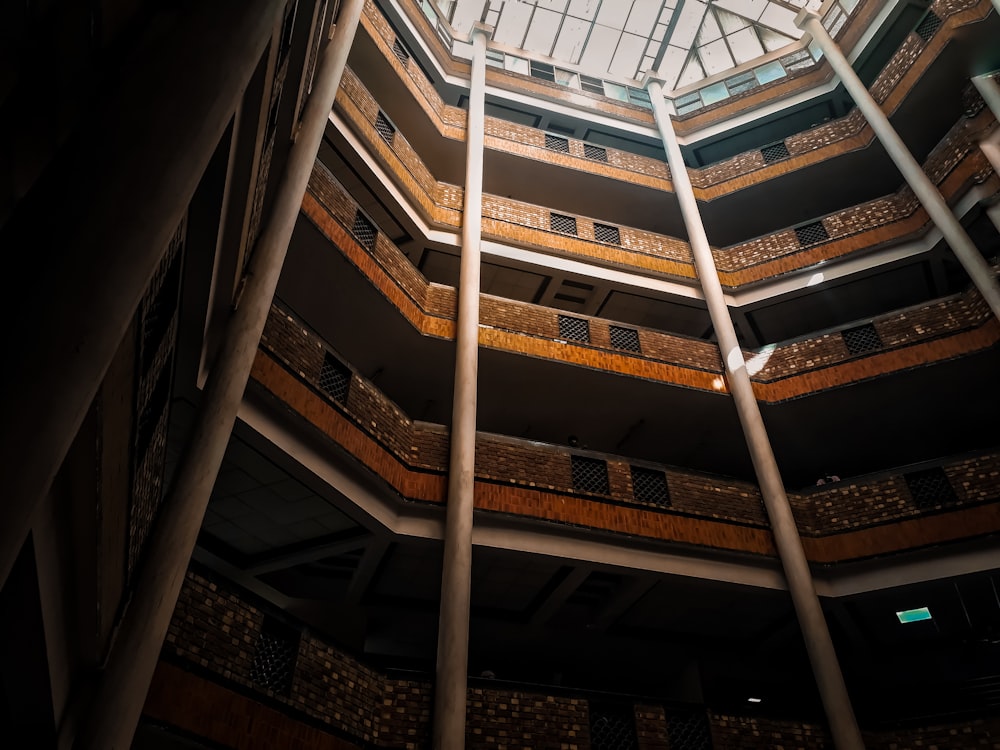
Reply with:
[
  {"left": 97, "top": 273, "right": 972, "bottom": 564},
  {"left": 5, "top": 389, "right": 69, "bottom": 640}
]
[
  {"left": 896, "top": 606, "right": 932, "bottom": 624},
  {"left": 747, "top": 697, "right": 762, "bottom": 703}
]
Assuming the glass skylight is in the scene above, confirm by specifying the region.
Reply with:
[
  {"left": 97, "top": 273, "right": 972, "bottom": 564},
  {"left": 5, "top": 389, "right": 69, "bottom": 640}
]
[{"left": 429, "top": 0, "right": 824, "bottom": 87}]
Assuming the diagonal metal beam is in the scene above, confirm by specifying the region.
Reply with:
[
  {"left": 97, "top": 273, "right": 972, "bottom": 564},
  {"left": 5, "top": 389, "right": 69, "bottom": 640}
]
[
  {"left": 346, "top": 536, "right": 391, "bottom": 604},
  {"left": 589, "top": 575, "right": 658, "bottom": 633},
  {"left": 529, "top": 566, "right": 591, "bottom": 626},
  {"left": 245, "top": 528, "right": 372, "bottom": 575}
]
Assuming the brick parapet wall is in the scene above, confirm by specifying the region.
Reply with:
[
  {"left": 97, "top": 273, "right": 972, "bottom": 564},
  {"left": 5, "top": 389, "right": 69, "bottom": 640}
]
[
  {"left": 710, "top": 711, "right": 1000, "bottom": 749},
  {"left": 165, "top": 571, "right": 591, "bottom": 749},
  {"left": 305, "top": 159, "right": 1000, "bottom": 403},
  {"left": 257, "top": 300, "right": 1000, "bottom": 551},
  {"left": 359, "top": 0, "right": 992, "bottom": 195},
  {"left": 160, "top": 572, "right": 1000, "bottom": 750},
  {"left": 334, "top": 59, "right": 998, "bottom": 287}
]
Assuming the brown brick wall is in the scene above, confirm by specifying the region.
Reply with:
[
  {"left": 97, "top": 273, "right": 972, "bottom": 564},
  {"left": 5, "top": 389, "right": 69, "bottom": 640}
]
[
  {"left": 334, "top": 57, "right": 998, "bottom": 287},
  {"left": 257, "top": 299, "right": 1000, "bottom": 555},
  {"left": 305, "top": 160, "right": 1000, "bottom": 406},
  {"left": 158, "top": 576, "right": 1000, "bottom": 750},
  {"left": 466, "top": 688, "right": 590, "bottom": 750},
  {"left": 710, "top": 714, "right": 832, "bottom": 749},
  {"left": 360, "top": 0, "right": 991, "bottom": 198},
  {"left": 634, "top": 705, "right": 670, "bottom": 750},
  {"left": 165, "top": 571, "right": 265, "bottom": 686},
  {"left": 709, "top": 711, "right": 1000, "bottom": 749},
  {"left": 164, "top": 571, "right": 590, "bottom": 749}
]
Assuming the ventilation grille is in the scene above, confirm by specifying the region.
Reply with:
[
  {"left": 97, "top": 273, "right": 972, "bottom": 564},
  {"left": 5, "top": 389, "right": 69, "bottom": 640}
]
[
  {"left": 905, "top": 467, "right": 957, "bottom": 510},
  {"left": 351, "top": 211, "right": 377, "bottom": 250},
  {"left": 795, "top": 221, "right": 829, "bottom": 246},
  {"left": 250, "top": 616, "right": 300, "bottom": 696},
  {"left": 842, "top": 323, "right": 883, "bottom": 355},
  {"left": 392, "top": 38, "right": 410, "bottom": 65},
  {"left": 631, "top": 467, "right": 670, "bottom": 507},
  {"left": 319, "top": 353, "right": 351, "bottom": 404},
  {"left": 545, "top": 133, "right": 570, "bottom": 153},
  {"left": 665, "top": 709, "right": 713, "bottom": 750},
  {"left": 584, "top": 143, "right": 608, "bottom": 162},
  {"left": 558, "top": 315, "right": 590, "bottom": 342},
  {"left": 594, "top": 223, "right": 621, "bottom": 245},
  {"left": 590, "top": 703, "right": 638, "bottom": 750},
  {"left": 761, "top": 141, "right": 790, "bottom": 164},
  {"left": 572, "top": 455, "right": 610, "bottom": 495},
  {"left": 374, "top": 111, "right": 396, "bottom": 144},
  {"left": 551, "top": 213, "right": 578, "bottom": 235},
  {"left": 915, "top": 11, "right": 942, "bottom": 42},
  {"left": 610, "top": 325, "right": 641, "bottom": 353}
]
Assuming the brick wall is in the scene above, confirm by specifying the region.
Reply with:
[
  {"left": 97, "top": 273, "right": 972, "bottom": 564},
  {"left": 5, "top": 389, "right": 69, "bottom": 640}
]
[
  {"left": 164, "top": 571, "right": 592, "bottom": 749},
  {"left": 305, "top": 157, "right": 1000, "bottom": 408},
  {"left": 159, "top": 572, "right": 1000, "bottom": 750},
  {"left": 333, "top": 59, "right": 998, "bottom": 287},
  {"left": 466, "top": 687, "right": 590, "bottom": 750},
  {"left": 255, "top": 300, "right": 1000, "bottom": 558},
  {"left": 359, "top": 0, "right": 990, "bottom": 195},
  {"left": 709, "top": 712, "right": 1000, "bottom": 750}
]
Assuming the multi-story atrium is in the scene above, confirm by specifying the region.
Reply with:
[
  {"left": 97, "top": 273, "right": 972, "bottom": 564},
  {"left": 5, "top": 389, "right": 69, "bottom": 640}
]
[{"left": 3, "top": 0, "right": 1000, "bottom": 748}]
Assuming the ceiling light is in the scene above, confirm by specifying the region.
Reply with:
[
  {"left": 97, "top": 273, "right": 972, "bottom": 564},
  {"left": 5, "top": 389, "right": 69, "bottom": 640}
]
[
  {"left": 896, "top": 606, "right": 932, "bottom": 623},
  {"left": 747, "top": 697, "right": 762, "bottom": 703}
]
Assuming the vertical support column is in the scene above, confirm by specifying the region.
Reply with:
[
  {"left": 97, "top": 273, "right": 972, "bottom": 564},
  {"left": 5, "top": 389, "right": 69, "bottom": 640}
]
[
  {"left": 433, "top": 23, "right": 489, "bottom": 750},
  {"left": 72, "top": 2, "right": 366, "bottom": 748},
  {"left": 972, "top": 73, "right": 1000, "bottom": 233},
  {"left": 0, "top": 0, "right": 286, "bottom": 591},
  {"left": 645, "top": 78, "right": 865, "bottom": 750},
  {"left": 796, "top": 10, "right": 1000, "bottom": 321}
]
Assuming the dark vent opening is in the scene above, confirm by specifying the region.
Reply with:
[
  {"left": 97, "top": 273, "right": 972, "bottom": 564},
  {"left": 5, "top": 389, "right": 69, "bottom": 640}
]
[
  {"left": 665, "top": 709, "right": 713, "bottom": 750},
  {"left": 572, "top": 455, "right": 610, "bottom": 496},
  {"left": 904, "top": 467, "right": 957, "bottom": 510},
  {"left": 558, "top": 315, "right": 590, "bottom": 342},
  {"left": 795, "top": 221, "right": 830, "bottom": 246},
  {"left": 530, "top": 60, "right": 555, "bottom": 82},
  {"left": 594, "top": 223, "right": 621, "bottom": 245},
  {"left": 266, "top": 94, "right": 282, "bottom": 138},
  {"left": 631, "top": 467, "right": 670, "bottom": 506},
  {"left": 545, "top": 133, "right": 570, "bottom": 153},
  {"left": 760, "top": 141, "right": 790, "bottom": 163},
  {"left": 374, "top": 111, "right": 396, "bottom": 144},
  {"left": 278, "top": 1, "right": 297, "bottom": 61},
  {"left": 915, "top": 11, "right": 942, "bottom": 42},
  {"left": 319, "top": 352, "right": 352, "bottom": 404},
  {"left": 250, "top": 615, "right": 300, "bottom": 696},
  {"left": 590, "top": 702, "right": 638, "bottom": 750},
  {"left": 842, "top": 323, "right": 883, "bottom": 355},
  {"left": 584, "top": 143, "right": 608, "bottom": 162},
  {"left": 551, "top": 213, "right": 578, "bottom": 235},
  {"left": 392, "top": 38, "right": 411, "bottom": 65},
  {"left": 351, "top": 211, "right": 377, "bottom": 250},
  {"left": 580, "top": 74, "right": 605, "bottom": 95},
  {"left": 609, "top": 325, "right": 641, "bottom": 353}
]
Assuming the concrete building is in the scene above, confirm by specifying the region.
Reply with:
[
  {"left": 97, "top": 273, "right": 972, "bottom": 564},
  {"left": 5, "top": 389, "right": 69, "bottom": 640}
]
[{"left": 2, "top": 0, "right": 1000, "bottom": 747}]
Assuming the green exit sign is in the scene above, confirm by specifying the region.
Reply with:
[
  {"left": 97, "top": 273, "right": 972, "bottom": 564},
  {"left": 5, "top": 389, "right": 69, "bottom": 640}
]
[{"left": 896, "top": 607, "right": 932, "bottom": 624}]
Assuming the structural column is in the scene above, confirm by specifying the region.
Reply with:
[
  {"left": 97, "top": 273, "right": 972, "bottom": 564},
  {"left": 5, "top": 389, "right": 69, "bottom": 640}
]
[
  {"left": 796, "top": 10, "right": 1000, "bottom": 321},
  {"left": 645, "top": 78, "right": 865, "bottom": 750},
  {"left": 0, "top": 0, "right": 286, "bottom": 590},
  {"left": 971, "top": 72, "right": 1000, "bottom": 233},
  {"left": 433, "top": 23, "right": 489, "bottom": 750},
  {"left": 72, "top": 2, "right": 366, "bottom": 747}
]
